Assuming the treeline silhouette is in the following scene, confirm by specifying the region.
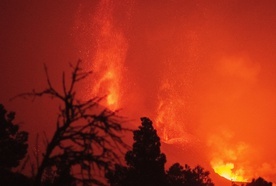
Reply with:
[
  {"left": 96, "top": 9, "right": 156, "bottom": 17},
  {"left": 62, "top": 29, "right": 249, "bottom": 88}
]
[
  {"left": 0, "top": 62, "right": 273, "bottom": 186},
  {"left": 106, "top": 117, "right": 214, "bottom": 186}
]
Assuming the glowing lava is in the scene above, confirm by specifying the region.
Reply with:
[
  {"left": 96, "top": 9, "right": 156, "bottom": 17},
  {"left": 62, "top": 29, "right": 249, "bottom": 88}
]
[
  {"left": 155, "top": 80, "right": 184, "bottom": 143},
  {"left": 211, "top": 160, "right": 247, "bottom": 182},
  {"left": 71, "top": 1, "right": 276, "bottom": 184},
  {"left": 90, "top": 0, "right": 128, "bottom": 110},
  {"left": 207, "top": 130, "right": 250, "bottom": 183}
]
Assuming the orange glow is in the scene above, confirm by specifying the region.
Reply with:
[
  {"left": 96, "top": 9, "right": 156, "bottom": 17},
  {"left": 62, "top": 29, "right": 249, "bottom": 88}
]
[
  {"left": 211, "top": 160, "right": 247, "bottom": 182},
  {"left": 2, "top": 0, "right": 276, "bottom": 185},
  {"left": 206, "top": 128, "right": 253, "bottom": 183},
  {"left": 71, "top": 1, "right": 276, "bottom": 185},
  {"left": 105, "top": 71, "right": 119, "bottom": 106},
  {"left": 155, "top": 79, "right": 185, "bottom": 143},
  {"left": 90, "top": 0, "right": 128, "bottom": 110},
  {"left": 155, "top": 82, "right": 177, "bottom": 142}
]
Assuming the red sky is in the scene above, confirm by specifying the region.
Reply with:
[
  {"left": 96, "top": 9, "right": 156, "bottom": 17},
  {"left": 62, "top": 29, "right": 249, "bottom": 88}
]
[{"left": 1, "top": 0, "right": 276, "bottom": 185}]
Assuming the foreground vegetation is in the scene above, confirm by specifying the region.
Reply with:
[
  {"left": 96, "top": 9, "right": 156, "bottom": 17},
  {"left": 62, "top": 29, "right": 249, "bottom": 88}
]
[{"left": 0, "top": 62, "right": 272, "bottom": 186}]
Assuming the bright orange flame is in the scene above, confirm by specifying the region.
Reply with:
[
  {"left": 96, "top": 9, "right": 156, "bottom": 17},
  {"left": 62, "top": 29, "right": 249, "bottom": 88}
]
[
  {"left": 93, "top": 65, "right": 122, "bottom": 110},
  {"left": 91, "top": 0, "right": 128, "bottom": 110},
  {"left": 211, "top": 159, "right": 247, "bottom": 182},
  {"left": 208, "top": 131, "right": 250, "bottom": 182},
  {"left": 71, "top": 1, "right": 276, "bottom": 184}
]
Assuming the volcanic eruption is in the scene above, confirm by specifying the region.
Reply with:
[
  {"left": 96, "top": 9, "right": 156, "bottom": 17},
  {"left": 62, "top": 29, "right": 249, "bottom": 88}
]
[{"left": 72, "top": 0, "right": 276, "bottom": 184}]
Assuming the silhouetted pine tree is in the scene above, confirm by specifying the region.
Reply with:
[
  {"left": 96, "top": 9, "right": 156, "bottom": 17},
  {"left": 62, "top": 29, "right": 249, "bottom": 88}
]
[
  {"left": 107, "top": 117, "right": 216, "bottom": 186},
  {"left": 107, "top": 117, "right": 167, "bottom": 186}
]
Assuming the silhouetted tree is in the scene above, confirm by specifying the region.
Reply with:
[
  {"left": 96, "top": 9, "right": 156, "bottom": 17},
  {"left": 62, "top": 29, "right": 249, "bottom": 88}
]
[
  {"left": 41, "top": 154, "right": 76, "bottom": 186},
  {"left": 167, "top": 163, "right": 214, "bottom": 186},
  {"left": 18, "top": 61, "right": 129, "bottom": 186},
  {"left": 107, "top": 117, "right": 167, "bottom": 186},
  {"left": 246, "top": 177, "right": 272, "bottom": 186},
  {"left": 0, "top": 104, "right": 29, "bottom": 170},
  {"left": 107, "top": 117, "right": 216, "bottom": 186},
  {"left": 106, "top": 164, "right": 128, "bottom": 186},
  {"left": 0, "top": 104, "right": 30, "bottom": 185}
]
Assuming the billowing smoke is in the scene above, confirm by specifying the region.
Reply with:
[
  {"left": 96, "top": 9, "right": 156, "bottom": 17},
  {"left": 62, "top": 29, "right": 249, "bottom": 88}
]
[{"left": 72, "top": 0, "right": 276, "bottom": 184}]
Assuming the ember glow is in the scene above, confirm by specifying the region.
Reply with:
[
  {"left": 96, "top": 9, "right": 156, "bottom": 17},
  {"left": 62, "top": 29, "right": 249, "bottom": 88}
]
[
  {"left": 155, "top": 79, "right": 184, "bottom": 142},
  {"left": 212, "top": 161, "right": 245, "bottom": 182},
  {"left": 90, "top": 0, "right": 128, "bottom": 110},
  {"left": 73, "top": 1, "right": 276, "bottom": 184},
  {"left": 74, "top": 0, "right": 130, "bottom": 110},
  {"left": 208, "top": 130, "right": 249, "bottom": 182},
  {"left": 2, "top": 0, "right": 276, "bottom": 185}
]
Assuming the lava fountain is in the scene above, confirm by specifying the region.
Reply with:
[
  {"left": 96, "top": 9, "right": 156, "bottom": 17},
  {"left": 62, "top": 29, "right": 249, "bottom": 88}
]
[
  {"left": 73, "top": 0, "right": 132, "bottom": 111},
  {"left": 72, "top": 0, "right": 276, "bottom": 184},
  {"left": 90, "top": 0, "right": 128, "bottom": 110}
]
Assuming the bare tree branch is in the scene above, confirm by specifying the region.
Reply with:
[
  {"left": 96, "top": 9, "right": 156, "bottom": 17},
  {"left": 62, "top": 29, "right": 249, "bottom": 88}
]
[{"left": 17, "top": 61, "right": 130, "bottom": 186}]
